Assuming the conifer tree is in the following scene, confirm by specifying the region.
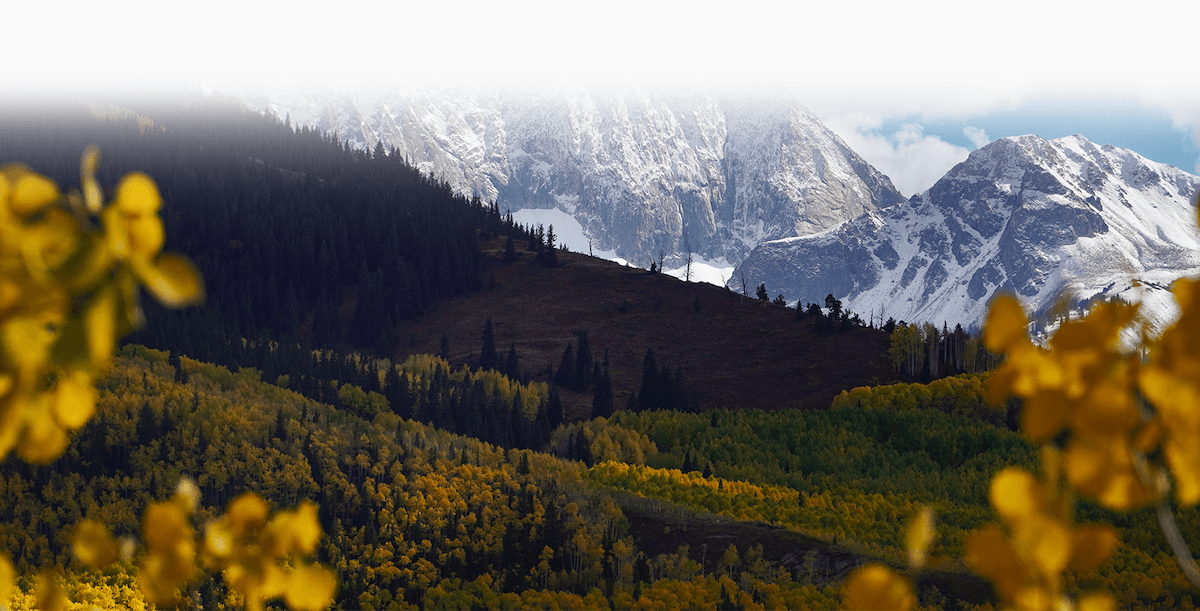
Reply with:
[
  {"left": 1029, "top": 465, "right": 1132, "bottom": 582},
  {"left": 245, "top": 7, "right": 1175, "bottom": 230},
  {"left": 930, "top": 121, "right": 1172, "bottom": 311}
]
[
  {"left": 503, "top": 235, "right": 518, "bottom": 262},
  {"left": 573, "top": 330, "right": 593, "bottom": 388},
  {"left": 555, "top": 344, "right": 575, "bottom": 388},
  {"left": 505, "top": 343, "right": 520, "bottom": 381},
  {"left": 638, "top": 348, "right": 659, "bottom": 412},
  {"left": 591, "top": 349, "right": 614, "bottom": 419},
  {"left": 547, "top": 385, "right": 564, "bottom": 428},
  {"left": 479, "top": 317, "right": 498, "bottom": 371}
]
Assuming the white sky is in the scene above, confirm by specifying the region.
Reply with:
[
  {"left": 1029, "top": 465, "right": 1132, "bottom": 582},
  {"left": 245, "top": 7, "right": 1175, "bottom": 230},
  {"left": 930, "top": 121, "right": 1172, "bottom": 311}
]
[{"left": 8, "top": 0, "right": 1200, "bottom": 193}]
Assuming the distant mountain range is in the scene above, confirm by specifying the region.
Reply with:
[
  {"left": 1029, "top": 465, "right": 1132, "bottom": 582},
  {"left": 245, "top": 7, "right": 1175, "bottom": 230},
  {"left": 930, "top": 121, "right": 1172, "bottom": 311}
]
[
  {"left": 238, "top": 88, "right": 1200, "bottom": 331},
  {"left": 239, "top": 87, "right": 905, "bottom": 266},
  {"left": 733, "top": 134, "right": 1200, "bottom": 332}
]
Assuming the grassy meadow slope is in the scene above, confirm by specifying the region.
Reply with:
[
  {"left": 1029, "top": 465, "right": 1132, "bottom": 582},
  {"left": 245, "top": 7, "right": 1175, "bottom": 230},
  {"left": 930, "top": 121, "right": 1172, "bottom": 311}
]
[{"left": 389, "top": 238, "right": 899, "bottom": 420}]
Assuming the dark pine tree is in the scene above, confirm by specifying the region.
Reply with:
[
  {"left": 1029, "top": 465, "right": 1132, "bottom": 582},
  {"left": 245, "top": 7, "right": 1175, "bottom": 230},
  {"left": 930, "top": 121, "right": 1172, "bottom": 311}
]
[
  {"left": 504, "top": 343, "right": 520, "bottom": 381},
  {"left": 638, "top": 348, "right": 659, "bottom": 412},
  {"left": 573, "top": 330, "right": 593, "bottom": 389},
  {"left": 503, "top": 235, "right": 518, "bottom": 263},
  {"left": 591, "top": 350, "right": 614, "bottom": 419},
  {"left": 555, "top": 344, "right": 575, "bottom": 388},
  {"left": 479, "top": 317, "right": 498, "bottom": 371}
]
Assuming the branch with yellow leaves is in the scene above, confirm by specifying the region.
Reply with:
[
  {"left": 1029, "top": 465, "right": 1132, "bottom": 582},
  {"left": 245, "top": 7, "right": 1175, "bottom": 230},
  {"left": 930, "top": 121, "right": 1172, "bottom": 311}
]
[
  {"left": 846, "top": 190, "right": 1200, "bottom": 610},
  {"left": 0, "top": 149, "right": 335, "bottom": 610}
]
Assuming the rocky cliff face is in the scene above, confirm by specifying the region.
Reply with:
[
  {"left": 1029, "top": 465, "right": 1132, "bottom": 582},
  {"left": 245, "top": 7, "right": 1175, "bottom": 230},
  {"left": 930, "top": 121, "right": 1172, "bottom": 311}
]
[
  {"left": 242, "top": 87, "right": 905, "bottom": 265},
  {"left": 734, "top": 135, "right": 1200, "bottom": 331}
]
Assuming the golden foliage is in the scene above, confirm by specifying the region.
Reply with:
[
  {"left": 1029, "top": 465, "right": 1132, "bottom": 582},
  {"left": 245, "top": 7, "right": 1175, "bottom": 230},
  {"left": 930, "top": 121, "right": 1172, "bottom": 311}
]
[
  {"left": 844, "top": 564, "right": 914, "bottom": 611},
  {"left": 0, "top": 148, "right": 201, "bottom": 466},
  {"left": 202, "top": 494, "right": 335, "bottom": 611},
  {"left": 0, "top": 150, "right": 334, "bottom": 610}
]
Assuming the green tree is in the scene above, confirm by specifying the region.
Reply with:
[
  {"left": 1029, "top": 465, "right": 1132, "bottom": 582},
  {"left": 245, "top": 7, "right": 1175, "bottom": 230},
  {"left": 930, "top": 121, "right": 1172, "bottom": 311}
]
[
  {"left": 479, "top": 317, "right": 498, "bottom": 372},
  {"left": 592, "top": 350, "right": 614, "bottom": 419}
]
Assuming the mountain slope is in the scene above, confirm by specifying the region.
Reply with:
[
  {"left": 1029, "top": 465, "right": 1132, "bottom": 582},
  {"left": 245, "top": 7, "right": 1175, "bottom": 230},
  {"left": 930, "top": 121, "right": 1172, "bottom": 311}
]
[
  {"left": 733, "top": 134, "right": 1200, "bottom": 331},
  {"left": 241, "top": 87, "right": 905, "bottom": 265}
]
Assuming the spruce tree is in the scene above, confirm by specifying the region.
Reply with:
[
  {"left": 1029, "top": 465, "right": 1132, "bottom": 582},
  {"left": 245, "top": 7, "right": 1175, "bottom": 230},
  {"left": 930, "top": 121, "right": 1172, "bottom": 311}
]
[
  {"left": 547, "top": 385, "right": 564, "bottom": 428},
  {"left": 638, "top": 348, "right": 659, "bottom": 412},
  {"left": 591, "top": 350, "right": 614, "bottom": 419},
  {"left": 503, "top": 235, "right": 518, "bottom": 262},
  {"left": 479, "top": 317, "right": 498, "bottom": 371},
  {"left": 505, "top": 343, "right": 520, "bottom": 381},
  {"left": 555, "top": 344, "right": 575, "bottom": 388},
  {"left": 573, "top": 330, "right": 593, "bottom": 388}
]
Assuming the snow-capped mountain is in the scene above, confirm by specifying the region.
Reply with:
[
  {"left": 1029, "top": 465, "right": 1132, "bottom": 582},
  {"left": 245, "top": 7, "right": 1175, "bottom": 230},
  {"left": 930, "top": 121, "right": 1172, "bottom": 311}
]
[
  {"left": 239, "top": 87, "right": 905, "bottom": 265},
  {"left": 733, "top": 134, "right": 1200, "bottom": 332}
]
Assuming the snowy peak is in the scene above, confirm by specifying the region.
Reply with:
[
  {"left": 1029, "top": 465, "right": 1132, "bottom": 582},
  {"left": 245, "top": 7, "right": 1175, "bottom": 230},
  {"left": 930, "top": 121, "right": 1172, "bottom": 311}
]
[
  {"left": 242, "top": 87, "right": 904, "bottom": 266},
  {"left": 734, "top": 134, "right": 1200, "bottom": 331}
]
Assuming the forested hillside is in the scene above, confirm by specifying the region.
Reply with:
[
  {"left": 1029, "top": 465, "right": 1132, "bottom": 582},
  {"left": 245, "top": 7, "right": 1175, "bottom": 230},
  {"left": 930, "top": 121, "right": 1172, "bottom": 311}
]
[{"left": 4, "top": 97, "right": 1197, "bottom": 610}]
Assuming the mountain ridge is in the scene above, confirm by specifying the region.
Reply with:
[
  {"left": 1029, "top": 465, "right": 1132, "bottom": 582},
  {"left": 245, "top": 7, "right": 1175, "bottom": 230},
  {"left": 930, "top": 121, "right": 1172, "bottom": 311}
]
[
  {"left": 240, "top": 86, "right": 906, "bottom": 266},
  {"left": 732, "top": 133, "right": 1200, "bottom": 332}
]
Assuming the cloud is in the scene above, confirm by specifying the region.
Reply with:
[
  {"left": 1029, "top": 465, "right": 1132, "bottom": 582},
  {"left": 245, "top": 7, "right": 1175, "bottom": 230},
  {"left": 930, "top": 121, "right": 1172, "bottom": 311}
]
[
  {"left": 824, "top": 115, "right": 972, "bottom": 197},
  {"left": 963, "top": 126, "right": 990, "bottom": 149}
]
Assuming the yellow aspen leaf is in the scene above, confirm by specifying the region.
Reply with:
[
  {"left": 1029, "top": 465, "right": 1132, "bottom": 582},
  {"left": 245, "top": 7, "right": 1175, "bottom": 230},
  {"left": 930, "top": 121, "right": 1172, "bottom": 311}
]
[
  {"left": 73, "top": 519, "right": 118, "bottom": 568},
  {"left": 80, "top": 145, "right": 102, "bottom": 213},
  {"left": 128, "top": 215, "right": 164, "bottom": 258},
  {"left": 1069, "top": 525, "right": 1118, "bottom": 573},
  {"left": 1012, "top": 586, "right": 1053, "bottom": 611},
  {"left": 1174, "top": 277, "right": 1199, "bottom": 317},
  {"left": 28, "top": 209, "right": 79, "bottom": 273},
  {"left": 905, "top": 507, "right": 935, "bottom": 571},
  {"left": 966, "top": 527, "right": 1026, "bottom": 600},
  {"left": 143, "top": 502, "right": 192, "bottom": 553},
  {"left": 1021, "top": 391, "right": 1070, "bottom": 443},
  {"left": 82, "top": 177, "right": 102, "bottom": 214},
  {"left": 52, "top": 232, "right": 114, "bottom": 295},
  {"left": 35, "top": 571, "right": 69, "bottom": 611},
  {"left": 1065, "top": 436, "right": 1149, "bottom": 510},
  {"left": 843, "top": 563, "right": 914, "bottom": 611},
  {"left": 10, "top": 173, "right": 59, "bottom": 217},
  {"left": 115, "top": 172, "right": 162, "bottom": 216},
  {"left": 984, "top": 294, "right": 1029, "bottom": 353},
  {"left": 227, "top": 493, "right": 269, "bottom": 533},
  {"left": 986, "top": 364, "right": 1018, "bottom": 406},
  {"left": 1164, "top": 439, "right": 1200, "bottom": 506},
  {"left": 1077, "top": 592, "right": 1116, "bottom": 611},
  {"left": 18, "top": 399, "right": 68, "bottom": 464},
  {"left": 53, "top": 369, "right": 94, "bottom": 430},
  {"left": 259, "top": 563, "right": 289, "bottom": 600},
  {"left": 1072, "top": 379, "right": 1138, "bottom": 436},
  {"left": 287, "top": 502, "right": 322, "bottom": 555},
  {"left": 205, "top": 523, "right": 234, "bottom": 559},
  {"left": 1016, "top": 516, "right": 1072, "bottom": 577},
  {"left": 101, "top": 205, "right": 131, "bottom": 259},
  {"left": 137, "top": 253, "right": 204, "bottom": 308},
  {"left": 83, "top": 284, "right": 118, "bottom": 373},
  {"left": 990, "top": 468, "right": 1042, "bottom": 521},
  {"left": 286, "top": 563, "right": 337, "bottom": 611},
  {"left": 174, "top": 477, "right": 201, "bottom": 514},
  {"left": 0, "top": 553, "right": 13, "bottom": 606},
  {"left": 2, "top": 311, "right": 61, "bottom": 374}
]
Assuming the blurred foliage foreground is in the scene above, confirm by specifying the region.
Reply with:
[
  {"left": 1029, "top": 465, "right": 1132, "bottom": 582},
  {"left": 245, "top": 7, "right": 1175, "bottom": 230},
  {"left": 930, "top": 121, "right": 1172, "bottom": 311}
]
[
  {"left": 846, "top": 188, "right": 1200, "bottom": 610},
  {"left": 0, "top": 150, "right": 334, "bottom": 610}
]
